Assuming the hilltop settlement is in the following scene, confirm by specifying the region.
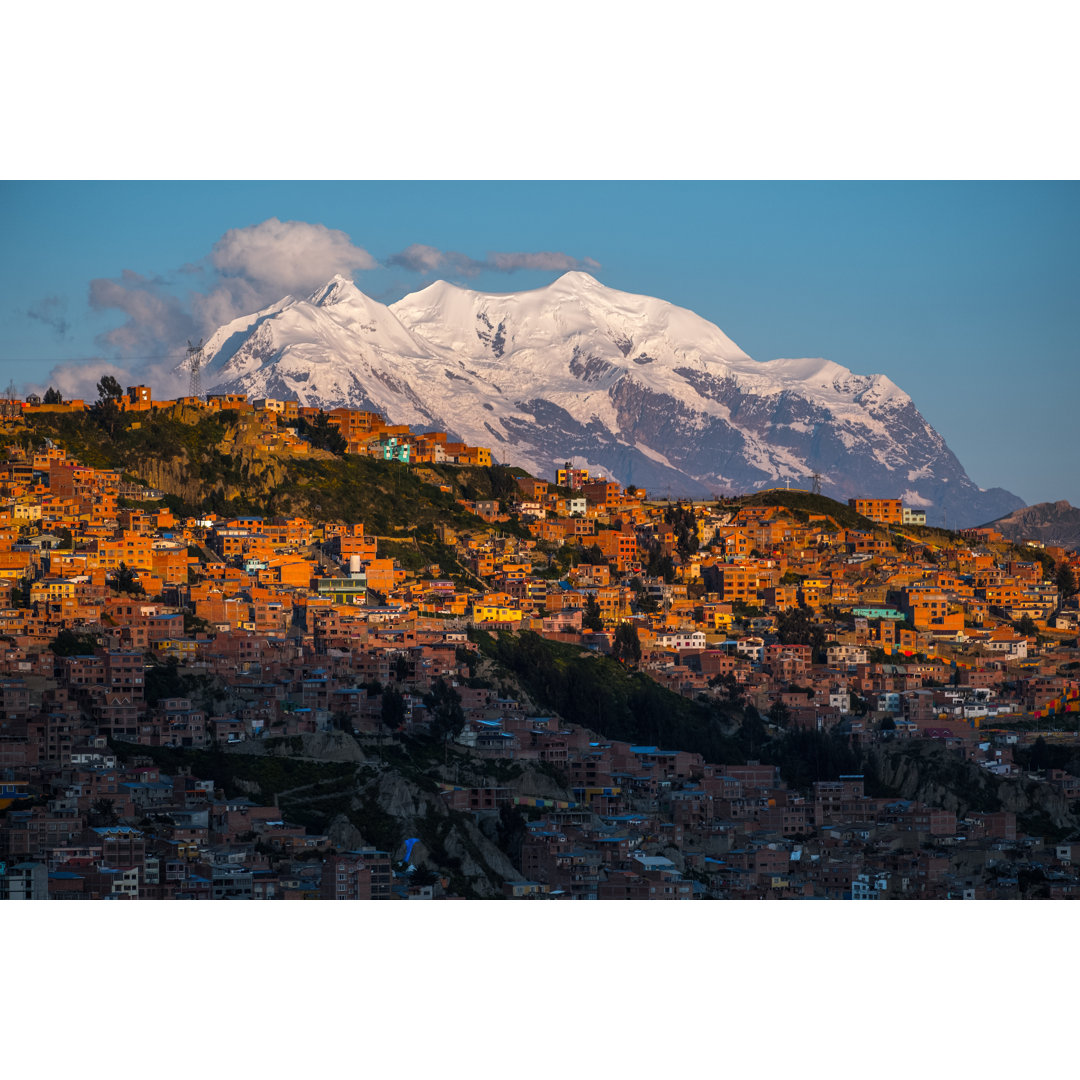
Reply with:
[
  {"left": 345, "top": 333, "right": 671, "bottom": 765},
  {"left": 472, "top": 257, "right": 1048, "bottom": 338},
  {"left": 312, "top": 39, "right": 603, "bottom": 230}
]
[{"left": 1, "top": 383, "right": 1079, "bottom": 900}]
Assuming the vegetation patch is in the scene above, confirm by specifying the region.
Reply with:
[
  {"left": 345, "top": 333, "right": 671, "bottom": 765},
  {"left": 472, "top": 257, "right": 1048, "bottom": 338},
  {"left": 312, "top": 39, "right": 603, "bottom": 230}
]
[
  {"left": 733, "top": 489, "right": 877, "bottom": 531},
  {"left": 475, "top": 629, "right": 747, "bottom": 765}
]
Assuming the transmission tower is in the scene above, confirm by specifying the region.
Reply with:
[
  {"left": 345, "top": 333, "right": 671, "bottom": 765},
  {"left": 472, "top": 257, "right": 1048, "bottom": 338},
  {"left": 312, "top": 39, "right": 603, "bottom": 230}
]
[
  {"left": 186, "top": 339, "right": 205, "bottom": 400},
  {"left": 811, "top": 471, "right": 822, "bottom": 495}
]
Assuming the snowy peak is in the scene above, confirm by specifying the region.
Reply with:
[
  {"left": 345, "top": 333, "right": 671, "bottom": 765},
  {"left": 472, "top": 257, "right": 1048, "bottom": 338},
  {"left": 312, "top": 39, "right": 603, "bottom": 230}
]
[
  {"left": 389, "top": 273, "right": 755, "bottom": 368},
  {"left": 308, "top": 274, "right": 364, "bottom": 307},
  {"left": 546, "top": 270, "right": 604, "bottom": 290},
  {"left": 201, "top": 272, "right": 1023, "bottom": 528}
]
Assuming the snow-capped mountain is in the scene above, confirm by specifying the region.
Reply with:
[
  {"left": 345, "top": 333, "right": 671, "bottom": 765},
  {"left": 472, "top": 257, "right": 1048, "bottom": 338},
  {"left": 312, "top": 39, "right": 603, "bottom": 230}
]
[{"left": 200, "top": 272, "right": 1023, "bottom": 528}]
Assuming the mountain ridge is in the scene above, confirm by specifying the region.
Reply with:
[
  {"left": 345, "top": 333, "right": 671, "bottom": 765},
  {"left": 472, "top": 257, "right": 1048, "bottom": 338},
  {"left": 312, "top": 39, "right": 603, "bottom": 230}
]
[
  {"left": 198, "top": 272, "right": 1024, "bottom": 528},
  {"left": 981, "top": 500, "right": 1080, "bottom": 551}
]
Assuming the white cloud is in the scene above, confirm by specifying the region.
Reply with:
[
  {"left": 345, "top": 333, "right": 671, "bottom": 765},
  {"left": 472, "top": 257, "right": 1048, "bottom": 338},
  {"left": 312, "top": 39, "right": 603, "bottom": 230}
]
[
  {"left": 88, "top": 270, "right": 199, "bottom": 357},
  {"left": 26, "top": 294, "right": 71, "bottom": 338},
  {"left": 85, "top": 218, "right": 377, "bottom": 386},
  {"left": 387, "top": 244, "right": 601, "bottom": 276},
  {"left": 28, "top": 359, "right": 132, "bottom": 403},
  {"left": 386, "top": 243, "right": 486, "bottom": 277},
  {"left": 488, "top": 251, "right": 600, "bottom": 272},
  {"left": 210, "top": 217, "right": 376, "bottom": 296},
  {"left": 76, "top": 220, "right": 603, "bottom": 399},
  {"left": 386, "top": 243, "right": 448, "bottom": 273}
]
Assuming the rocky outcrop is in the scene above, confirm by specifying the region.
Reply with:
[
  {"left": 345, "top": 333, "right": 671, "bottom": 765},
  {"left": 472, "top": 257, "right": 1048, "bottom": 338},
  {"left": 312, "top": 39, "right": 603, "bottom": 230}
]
[
  {"left": 982, "top": 500, "right": 1080, "bottom": 550},
  {"left": 226, "top": 732, "right": 369, "bottom": 763},
  {"left": 870, "top": 741, "right": 1079, "bottom": 832}
]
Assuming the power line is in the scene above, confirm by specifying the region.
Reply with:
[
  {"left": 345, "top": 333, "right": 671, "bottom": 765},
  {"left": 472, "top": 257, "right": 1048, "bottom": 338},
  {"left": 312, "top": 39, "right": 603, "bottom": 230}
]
[{"left": 0, "top": 354, "right": 184, "bottom": 364}]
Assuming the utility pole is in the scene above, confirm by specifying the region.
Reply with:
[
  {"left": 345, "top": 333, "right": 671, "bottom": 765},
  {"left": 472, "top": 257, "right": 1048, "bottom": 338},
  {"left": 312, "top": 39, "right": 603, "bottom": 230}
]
[{"left": 187, "top": 339, "right": 205, "bottom": 400}]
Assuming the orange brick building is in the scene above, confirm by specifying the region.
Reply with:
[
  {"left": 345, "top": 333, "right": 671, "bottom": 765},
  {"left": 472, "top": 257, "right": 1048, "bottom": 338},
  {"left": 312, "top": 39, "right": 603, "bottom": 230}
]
[{"left": 848, "top": 498, "right": 903, "bottom": 525}]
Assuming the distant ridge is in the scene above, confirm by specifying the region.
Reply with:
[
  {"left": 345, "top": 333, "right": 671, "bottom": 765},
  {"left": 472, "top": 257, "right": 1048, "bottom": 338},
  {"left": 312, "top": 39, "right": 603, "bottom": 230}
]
[{"left": 981, "top": 500, "right": 1080, "bottom": 551}]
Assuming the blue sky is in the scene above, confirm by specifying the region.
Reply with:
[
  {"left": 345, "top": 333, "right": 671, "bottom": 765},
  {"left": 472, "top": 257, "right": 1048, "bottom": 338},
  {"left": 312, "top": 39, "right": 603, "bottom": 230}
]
[{"left": 1, "top": 180, "right": 1076, "bottom": 508}]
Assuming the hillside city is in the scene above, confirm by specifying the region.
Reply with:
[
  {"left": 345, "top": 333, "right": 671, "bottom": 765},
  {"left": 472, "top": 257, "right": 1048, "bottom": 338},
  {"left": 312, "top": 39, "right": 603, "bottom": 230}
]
[{"left": 1, "top": 383, "right": 1079, "bottom": 900}]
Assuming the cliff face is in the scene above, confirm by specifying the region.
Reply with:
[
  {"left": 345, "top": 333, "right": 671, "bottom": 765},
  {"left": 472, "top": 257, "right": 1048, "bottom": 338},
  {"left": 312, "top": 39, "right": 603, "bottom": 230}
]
[
  {"left": 220, "top": 733, "right": 577, "bottom": 898},
  {"left": 130, "top": 409, "right": 306, "bottom": 508},
  {"left": 870, "top": 741, "right": 1079, "bottom": 833}
]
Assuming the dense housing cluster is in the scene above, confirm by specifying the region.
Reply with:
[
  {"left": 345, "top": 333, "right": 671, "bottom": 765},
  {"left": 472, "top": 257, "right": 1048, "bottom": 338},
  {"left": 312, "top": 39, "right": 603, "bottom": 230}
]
[{"left": 1, "top": 387, "right": 1078, "bottom": 899}]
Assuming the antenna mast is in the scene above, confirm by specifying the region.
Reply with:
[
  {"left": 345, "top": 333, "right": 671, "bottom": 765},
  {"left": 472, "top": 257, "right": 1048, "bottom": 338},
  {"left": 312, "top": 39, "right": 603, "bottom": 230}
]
[
  {"left": 186, "top": 339, "right": 205, "bottom": 400},
  {"left": 811, "top": 471, "right": 822, "bottom": 496}
]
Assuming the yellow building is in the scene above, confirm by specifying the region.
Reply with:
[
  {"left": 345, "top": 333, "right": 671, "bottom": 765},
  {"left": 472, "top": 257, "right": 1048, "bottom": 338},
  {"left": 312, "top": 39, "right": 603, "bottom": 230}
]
[
  {"left": 471, "top": 603, "right": 523, "bottom": 623},
  {"left": 30, "top": 578, "right": 76, "bottom": 603}
]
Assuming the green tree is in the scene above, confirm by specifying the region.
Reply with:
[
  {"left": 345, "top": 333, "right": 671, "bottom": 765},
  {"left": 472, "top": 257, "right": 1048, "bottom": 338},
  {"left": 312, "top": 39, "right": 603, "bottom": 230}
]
[
  {"left": 1029, "top": 736, "right": 1051, "bottom": 772},
  {"left": 664, "top": 501, "right": 699, "bottom": 559},
  {"left": 582, "top": 596, "right": 604, "bottom": 632},
  {"left": 113, "top": 561, "right": 145, "bottom": 596},
  {"left": 96, "top": 374, "right": 123, "bottom": 403},
  {"left": 49, "top": 628, "right": 99, "bottom": 656},
  {"left": 768, "top": 700, "right": 791, "bottom": 728},
  {"left": 43, "top": 386, "right": 63, "bottom": 405},
  {"left": 738, "top": 706, "right": 768, "bottom": 757},
  {"left": 425, "top": 678, "right": 465, "bottom": 750},
  {"left": 767, "top": 728, "right": 863, "bottom": 791},
  {"left": 776, "top": 606, "right": 827, "bottom": 662},
  {"left": 145, "top": 656, "right": 185, "bottom": 705},
  {"left": 1015, "top": 614, "right": 1038, "bottom": 637},
  {"left": 645, "top": 547, "right": 676, "bottom": 584},
  {"left": 476, "top": 629, "right": 746, "bottom": 766},
  {"left": 629, "top": 575, "right": 658, "bottom": 614},
  {"left": 184, "top": 611, "right": 212, "bottom": 636},
  {"left": 612, "top": 622, "right": 642, "bottom": 665},
  {"left": 380, "top": 687, "right": 407, "bottom": 731},
  {"left": 1056, "top": 562, "right": 1078, "bottom": 600},
  {"left": 579, "top": 542, "right": 606, "bottom": 566},
  {"left": 850, "top": 691, "right": 870, "bottom": 716},
  {"left": 496, "top": 804, "right": 528, "bottom": 865},
  {"left": 89, "top": 798, "right": 120, "bottom": 827},
  {"left": 298, "top": 410, "right": 347, "bottom": 456}
]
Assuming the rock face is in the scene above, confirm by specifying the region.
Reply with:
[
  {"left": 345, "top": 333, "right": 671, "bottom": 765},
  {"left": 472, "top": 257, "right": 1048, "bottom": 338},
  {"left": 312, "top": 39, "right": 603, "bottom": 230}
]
[
  {"left": 200, "top": 272, "right": 1024, "bottom": 529},
  {"left": 982, "top": 500, "right": 1080, "bottom": 551},
  {"left": 133, "top": 404, "right": 307, "bottom": 507},
  {"left": 870, "top": 742, "right": 1079, "bottom": 831},
  {"left": 226, "top": 731, "right": 369, "bottom": 763}
]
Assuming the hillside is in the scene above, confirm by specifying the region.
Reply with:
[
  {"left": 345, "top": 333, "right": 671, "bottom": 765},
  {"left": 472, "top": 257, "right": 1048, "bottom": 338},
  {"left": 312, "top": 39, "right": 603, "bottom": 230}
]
[
  {"left": 476, "top": 628, "right": 748, "bottom": 764},
  {"left": 20, "top": 405, "right": 516, "bottom": 537},
  {"left": 732, "top": 489, "right": 878, "bottom": 531},
  {"left": 110, "top": 732, "right": 570, "bottom": 899},
  {"left": 869, "top": 740, "right": 1080, "bottom": 840},
  {"left": 982, "top": 500, "right": 1080, "bottom": 552}
]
